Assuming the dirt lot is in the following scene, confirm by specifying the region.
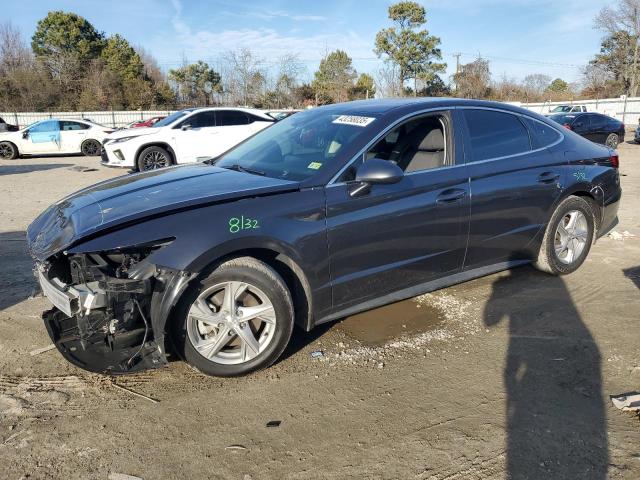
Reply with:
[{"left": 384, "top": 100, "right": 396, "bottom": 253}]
[{"left": 0, "top": 148, "right": 639, "bottom": 480}]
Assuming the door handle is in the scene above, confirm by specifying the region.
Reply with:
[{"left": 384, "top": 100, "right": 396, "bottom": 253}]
[
  {"left": 537, "top": 172, "right": 560, "bottom": 184},
  {"left": 436, "top": 188, "right": 466, "bottom": 204}
]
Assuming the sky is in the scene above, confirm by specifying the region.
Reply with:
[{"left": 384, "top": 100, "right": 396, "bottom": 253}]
[{"left": 7, "top": 0, "right": 612, "bottom": 85}]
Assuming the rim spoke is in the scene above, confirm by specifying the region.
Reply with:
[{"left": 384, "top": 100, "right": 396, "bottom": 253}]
[
  {"left": 222, "top": 281, "right": 247, "bottom": 313},
  {"left": 565, "top": 212, "right": 578, "bottom": 231},
  {"left": 189, "top": 298, "right": 221, "bottom": 325},
  {"left": 237, "top": 303, "right": 275, "bottom": 324},
  {"left": 234, "top": 325, "right": 260, "bottom": 358},
  {"left": 195, "top": 326, "right": 232, "bottom": 358}
]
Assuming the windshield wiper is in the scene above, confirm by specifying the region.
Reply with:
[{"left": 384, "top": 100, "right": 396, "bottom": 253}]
[{"left": 222, "top": 164, "right": 266, "bottom": 176}]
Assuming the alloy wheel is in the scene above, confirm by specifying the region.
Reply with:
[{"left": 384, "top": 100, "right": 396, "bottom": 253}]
[
  {"left": 554, "top": 210, "right": 589, "bottom": 265},
  {"left": 142, "top": 151, "right": 168, "bottom": 170},
  {"left": 0, "top": 143, "right": 14, "bottom": 159},
  {"left": 82, "top": 140, "right": 100, "bottom": 156},
  {"left": 605, "top": 134, "right": 619, "bottom": 149},
  {"left": 186, "top": 281, "right": 277, "bottom": 365}
]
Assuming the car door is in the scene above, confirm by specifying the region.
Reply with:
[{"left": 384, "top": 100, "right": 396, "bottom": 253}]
[
  {"left": 461, "top": 108, "right": 565, "bottom": 269},
  {"left": 59, "top": 121, "right": 90, "bottom": 153},
  {"left": 571, "top": 114, "right": 595, "bottom": 141},
  {"left": 172, "top": 111, "right": 217, "bottom": 162},
  {"left": 588, "top": 114, "right": 608, "bottom": 144},
  {"left": 325, "top": 110, "right": 470, "bottom": 311},
  {"left": 21, "top": 120, "right": 60, "bottom": 154}
]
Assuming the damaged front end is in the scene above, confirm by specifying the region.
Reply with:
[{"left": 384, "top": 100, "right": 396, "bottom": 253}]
[{"left": 36, "top": 243, "right": 195, "bottom": 374}]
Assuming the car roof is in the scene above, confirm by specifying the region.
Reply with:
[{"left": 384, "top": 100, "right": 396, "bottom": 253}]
[{"left": 185, "top": 107, "right": 273, "bottom": 119}]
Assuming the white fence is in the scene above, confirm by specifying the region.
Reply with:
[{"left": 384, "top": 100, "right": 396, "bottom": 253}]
[
  {"left": 0, "top": 110, "right": 177, "bottom": 129},
  {"left": 3, "top": 97, "right": 639, "bottom": 129},
  {"left": 512, "top": 97, "right": 640, "bottom": 126}
]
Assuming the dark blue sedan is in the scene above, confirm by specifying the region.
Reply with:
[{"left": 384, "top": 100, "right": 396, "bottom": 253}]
[
  {"left": 549, "top": 112, "right": 625, "bottom": 148},
  {"left": 27, "top": 98, "right": 621, "bottom": 377}
]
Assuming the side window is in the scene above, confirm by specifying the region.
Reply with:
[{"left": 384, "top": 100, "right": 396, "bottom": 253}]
[
  {"left": 463, "top": 109, "right": 530, "bottom": 161},
  {"left": 29, "top": 120, "right": 60, "bottom": 133},
  {"left": 572, "top": 115, "right": 590, "bottom": 130},
  {"left": 217, "top": 110, "right": 249, "bottom": 126},
  {"left": 185, "top": 111, "right": 216, "bottom": 128},
  {"left": 521, "top": 117, "right": 562, "bottom": 149},
  {"left": 590, "top": 114, "right": 606, "bottom": 129},
  {"left": 339, "top": 114, "right": 448, "bottom": 181},
  {"left": 60, "top": 121, "right": 89, "bottom": 131}
]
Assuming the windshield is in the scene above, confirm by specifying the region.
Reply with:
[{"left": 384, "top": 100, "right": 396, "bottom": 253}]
[
  {"left": 215, "top": 108, "right": 377, "bottom": 181},
  {"left": 549, "top": 114, "right": 576, "bottom": 125},
  {"left": 153, "top": 111, "right": 188, "bottom": 128},
  {"left": 550, "top": 106, "right": 571, "bottom": 113}
]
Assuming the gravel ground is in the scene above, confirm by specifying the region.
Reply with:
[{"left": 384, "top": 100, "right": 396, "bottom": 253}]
[{"left": 0, "top": 148, "right": 638, "bottom": 480}]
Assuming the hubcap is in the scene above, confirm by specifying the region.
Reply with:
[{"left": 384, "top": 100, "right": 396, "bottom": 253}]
[
  {"left": 186, "top": 281, "right": 277, "bottom": 365},
  {"left": 142, "top": 151, "right": 168, "bottom": 170},
  {"left": 554, "top": 210, "right": 588, "bottom": 265},
  {"left": 606, "top": 134, "right": 618, "bottom": 148}
]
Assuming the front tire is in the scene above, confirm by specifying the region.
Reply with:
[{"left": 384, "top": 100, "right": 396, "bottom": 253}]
[
  {"left": 605, "top": 133, "right": 619, "bottom": 149},
  {"left": 0, "top": 141, "right": 18, "bottom": 159},
  {"left": 174, "top": 257, "right": 294, "bottom": 377},
  {"left": 534, "top": 196, "right": 595, "bottom": 275},
  {"left": 81, "top": 139, "right": 101, "bottom": 156},
  {"left": 137, "top": 146, "right": 173, "bottom": 171}
]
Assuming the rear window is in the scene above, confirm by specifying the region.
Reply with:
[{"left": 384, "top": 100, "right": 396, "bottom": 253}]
[
  {"left": 463, "top": 109, "right": 531, "bottom": 162},
  {"left": 521, "top": 117, "right": 562, "bottom": 149},
  {"left": 549, "top": 114, "right": 576, "bottom": 126}
]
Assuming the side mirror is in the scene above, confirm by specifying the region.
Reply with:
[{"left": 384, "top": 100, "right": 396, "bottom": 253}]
[
  {"left": 181, "top": 124, "right": 192, "bottom": 131},
  {"left": 349, "top": 159, "right": 404, "bottom": 197},
  {"left": 22, "top": 130, "right": 29, "bottom": 139}
]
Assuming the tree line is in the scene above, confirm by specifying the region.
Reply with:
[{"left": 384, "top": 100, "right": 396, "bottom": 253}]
[{"left": 0, "top": 1, "right": 638, "bottom": 112}]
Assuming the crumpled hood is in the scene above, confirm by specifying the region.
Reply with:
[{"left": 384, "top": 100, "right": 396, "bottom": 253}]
[{"left": 27, "top": 164, "right": 299, "bottom": 261}]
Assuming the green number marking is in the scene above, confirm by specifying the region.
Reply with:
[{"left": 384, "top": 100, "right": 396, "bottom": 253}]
[{"left": 229, "top": 216, "right": 260, "bottom": 233}]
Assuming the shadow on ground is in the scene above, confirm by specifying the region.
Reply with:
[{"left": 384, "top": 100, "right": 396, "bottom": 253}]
[
  {"left": 0, "top": 230, "right": 36, "bottom": 311},
  {"left": 0, "top": 163, "right": 74, "bottom": 176},
  {"left": 623, "top": 266, "right": 640, "bottom": 290},
  {"left": 484, "top": 263, "right": 608, "bottom": 479}
]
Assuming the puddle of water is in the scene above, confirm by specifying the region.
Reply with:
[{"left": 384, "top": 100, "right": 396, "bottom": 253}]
[{"left": 335, "top": 298, "right": 445, "bottom": 347}]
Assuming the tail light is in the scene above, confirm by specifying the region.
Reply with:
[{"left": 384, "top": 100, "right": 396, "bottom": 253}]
[
  {"left": 610, "top": 153, "right": 619, "bottom": 168},
  {"left": 562, "top": 123, "right": 572, "bottom": 130}
]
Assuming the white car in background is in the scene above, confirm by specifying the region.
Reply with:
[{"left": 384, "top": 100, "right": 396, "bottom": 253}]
[
  {"left": 101, "top": 107, "right": 275, "bottom": 171},
  {"left": 0, "top": 118, "right": 112, "bottom": 159}
]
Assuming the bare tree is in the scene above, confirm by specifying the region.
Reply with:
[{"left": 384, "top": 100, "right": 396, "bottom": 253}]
[
  {"left": 522, "top": 74, "right": 551, "bottom": 101},
  {"left": 595, "top": 0, "right": 640, "bottom": 95},
  {"left": 375, "top": 63, "right": 401, "bottom": 97},
  {"left": 222, "top": 49, "right": 266, "bottom": 106}
]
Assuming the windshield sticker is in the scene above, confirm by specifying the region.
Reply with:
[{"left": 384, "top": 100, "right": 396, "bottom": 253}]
[
  {"left": 332, "top": 115, "right": 375, "bottom": 127},
  {"left": 229, "top": 216, "right": 260, "bottom": 234},
  {"left": 308, "top": 162, "right": 322, "bottom": 170}
]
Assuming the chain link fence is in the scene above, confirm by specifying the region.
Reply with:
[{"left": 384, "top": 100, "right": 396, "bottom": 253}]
[{"left": 0, "top": 110, "right": 177, "bottom": 129}]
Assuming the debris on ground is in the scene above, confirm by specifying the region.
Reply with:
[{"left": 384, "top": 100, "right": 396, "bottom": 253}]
[
  {"left": 110, "top": 382, "right": 159, "bottom": 404},
  {"left": 28, "top": 344, "right": 56, "bottom": 356},
  {"left": 108, "top": 473, "right": 143, "bottom": 480},
  {"left": 611, "top": 392, "right": 640, "bottom": 411},
  {"left": 266, "top": 420, "right": 281, "bottom": 428},
  {"left": 608, "top": 230, "right": 636, "bottom": 240},
  {"left": 225, "top": 444, "right": 248, "bottom": 451},
  {"left": 310, "top": 350, "right": 324, "bottom": 358}
]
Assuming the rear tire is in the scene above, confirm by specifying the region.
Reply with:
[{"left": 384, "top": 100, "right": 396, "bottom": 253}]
[
  {"left": 173, "top": 257, "right": 294, "bottom": 377},
  {"left": 534, "top": 195, "right": 595, "bottom": 275},
  {"left": 137, "top": 145, "right": 173, "bottom": 171},
  {"left": 0, "top": 141, "right": 18, "bottom": 160},
  {"left": 605, "top": 133, "right": 619, "bottom": 149},
  {"left": 81, "top": 139, "right": 101, "bottom": 156}
]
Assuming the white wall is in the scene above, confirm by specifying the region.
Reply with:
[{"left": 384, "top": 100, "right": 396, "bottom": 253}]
[{"left": 512, "top": 97, "right": 639, "bottom": 126}]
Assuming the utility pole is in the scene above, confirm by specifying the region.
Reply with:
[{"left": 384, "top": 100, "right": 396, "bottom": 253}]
[{"left": 453, "top": 53, "right": 461, "bottom": 93}]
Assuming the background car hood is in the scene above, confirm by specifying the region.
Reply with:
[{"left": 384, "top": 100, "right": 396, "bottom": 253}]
[
  {"left": 106, "top": 127, "right": 160, "bottom": 140},
  {"left": 27, "top": 164, "right": 299, "bottom": 260}
]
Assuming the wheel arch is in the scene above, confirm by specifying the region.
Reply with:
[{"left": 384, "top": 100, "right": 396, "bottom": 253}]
[
  {"left": 195, "top": 247, "right": 314, "bottom": 332},
  {"left": 559, "top": 187, "right": 602, "bottom": 232},
  {"left": 134, "top": 142, "right": 176, "bottom": 170},
  {"left": 0, "top": 140, "right": 19, "bottom": 158}
]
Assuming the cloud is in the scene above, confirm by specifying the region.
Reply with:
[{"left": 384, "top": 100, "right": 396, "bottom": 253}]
[{"left": 167, "top": 0, "right": 369, "bottom": 63}]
